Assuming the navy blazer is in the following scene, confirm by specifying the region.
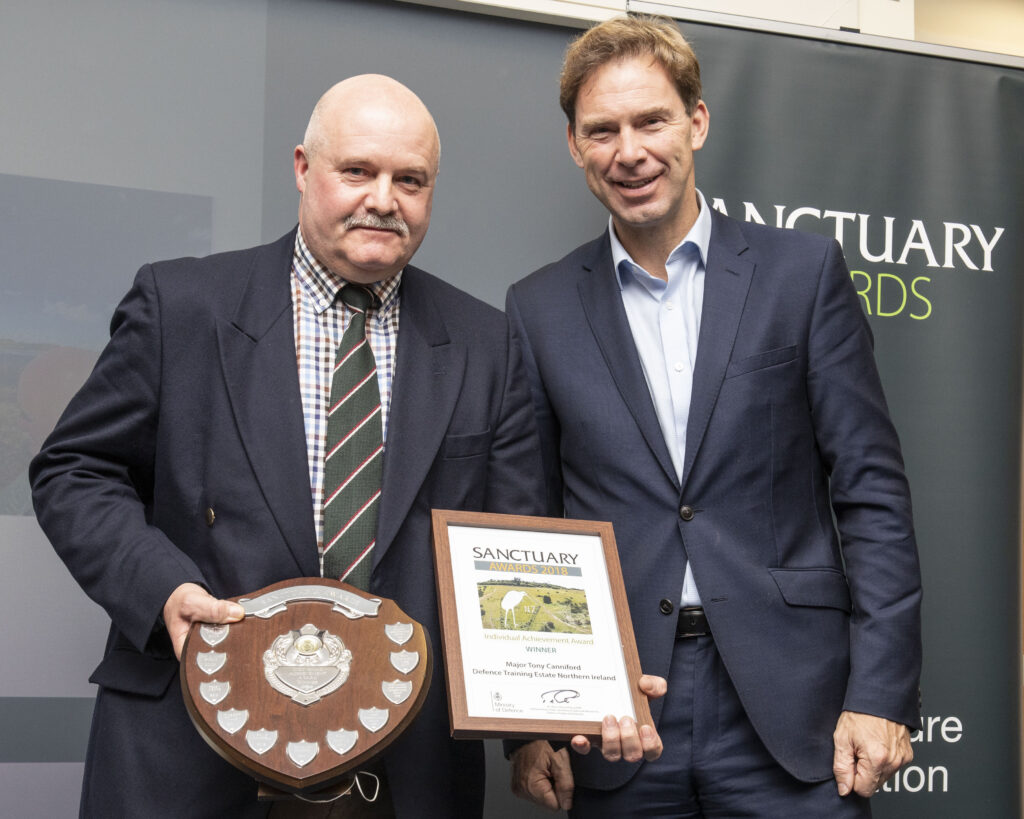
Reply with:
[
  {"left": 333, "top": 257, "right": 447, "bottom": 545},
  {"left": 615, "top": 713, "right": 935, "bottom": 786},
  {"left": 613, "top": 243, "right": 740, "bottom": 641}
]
[
  {"left": 506, "top": 209, "right": 922, "bottom": 789},
  {"left": 31, "top": 229, "right": 545, "bottom": 817}
]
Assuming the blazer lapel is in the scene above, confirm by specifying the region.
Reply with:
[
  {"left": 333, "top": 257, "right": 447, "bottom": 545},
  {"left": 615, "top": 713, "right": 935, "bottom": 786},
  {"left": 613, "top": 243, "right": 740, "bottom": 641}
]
[
  {"left": 375, "top": 266, "right": 464, "bottom": 566},
  {"left": 217, "top": 230, "right": 320, "bottom": 577},
  {"left": 577, "top": 234, "right": 678, "bottom": 487},
  {"left": 681, "top": 211, "right": 754, "bottom": 490}
]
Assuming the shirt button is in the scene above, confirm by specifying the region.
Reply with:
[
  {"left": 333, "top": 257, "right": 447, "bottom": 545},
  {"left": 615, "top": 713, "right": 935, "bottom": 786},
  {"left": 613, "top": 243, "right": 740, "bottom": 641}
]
[
  {"left": 679, "top": 505, "right": 695, "bottom": 521},
  {"left": 659, "top": 599, "right": 675, "bottom": 615},
  {"left": 665, "top": 300, "right": 675, "bottom": 311},
  {"left": 674, "top": 361, "right": 684, "bottom": 372}
]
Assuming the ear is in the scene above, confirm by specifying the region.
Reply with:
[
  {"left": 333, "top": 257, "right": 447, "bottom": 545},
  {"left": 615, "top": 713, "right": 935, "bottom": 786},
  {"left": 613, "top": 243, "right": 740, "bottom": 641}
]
[
  {"left": 566, "top": 122, "right": 585, "bottom": 169},
  {"left": 294, "top": 145, "right": 309, "bottom": 193},
  {"left": 690, "top": 101, "right": 710, "bottom": 151}
]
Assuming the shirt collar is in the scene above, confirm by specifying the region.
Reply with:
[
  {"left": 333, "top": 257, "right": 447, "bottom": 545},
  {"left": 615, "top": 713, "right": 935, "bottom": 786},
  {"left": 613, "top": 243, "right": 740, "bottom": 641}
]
[
  {"left": 610, "top": 189, "right": 712, "bottom": 290},
  {"left": 293, "top": 227, "right": 402, "bottom": 318}
]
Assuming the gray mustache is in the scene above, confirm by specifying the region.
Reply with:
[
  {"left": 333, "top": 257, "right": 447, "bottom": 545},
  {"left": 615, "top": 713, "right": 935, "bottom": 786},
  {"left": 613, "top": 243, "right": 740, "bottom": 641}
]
[{"left": 344, "top": 213, "right": 409, "bottom": 237}]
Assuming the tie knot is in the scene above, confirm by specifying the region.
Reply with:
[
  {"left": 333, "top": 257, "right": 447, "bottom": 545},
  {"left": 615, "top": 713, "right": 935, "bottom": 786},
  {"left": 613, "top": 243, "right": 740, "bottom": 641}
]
[{"left": 339, "top": 284, "right": 375, "bottom": 313}]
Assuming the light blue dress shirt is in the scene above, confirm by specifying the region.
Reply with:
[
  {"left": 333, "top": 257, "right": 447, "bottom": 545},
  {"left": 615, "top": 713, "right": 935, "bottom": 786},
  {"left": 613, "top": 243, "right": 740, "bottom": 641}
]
[{"left": 609, "top": 190, "right": 712, "bottom": 608}]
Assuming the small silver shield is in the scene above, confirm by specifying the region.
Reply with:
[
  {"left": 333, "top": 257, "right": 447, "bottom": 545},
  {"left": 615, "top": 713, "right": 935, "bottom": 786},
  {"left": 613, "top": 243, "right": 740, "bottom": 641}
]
[
  {"left": 381, "top": 679, "right": 413, "bottom": 705},
  {"left": 390, "top": 650, "right": 419, "bottom": 675},
  {"left": 246, "top": 728, "right": 278, "bottom": 755},
  {"left": 286, "top": 740, "right": 319, "bottom": 768},
  {"left": 358, "top": 707, "right": 389, "bottom": 733},
  {"left": 200, "top": 623, "right": 229, "bottom": 647},
  {"left": 217, "top": 708, "right": 248, "bottom": 735},
  {"left": 199, "top": 680, "right": 230, "bottom": 706},
  {"left": 326, "top": 728, "right": 359, "bottom": 756},
  {"left": 384, "top": 622, "right": 414, "bottom": 646},
  {"left": 197, "top": 651, "right": 226, "bottom": 675}
]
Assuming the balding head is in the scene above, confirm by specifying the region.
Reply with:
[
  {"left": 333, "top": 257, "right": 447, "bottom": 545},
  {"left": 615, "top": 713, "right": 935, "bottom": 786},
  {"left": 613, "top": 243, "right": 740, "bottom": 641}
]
[
  {"left": 303, "top": 74, "right": 440, "bottom": 172},
  {"left": 294, "top": 75, "right": 440, "bottom": 284}
]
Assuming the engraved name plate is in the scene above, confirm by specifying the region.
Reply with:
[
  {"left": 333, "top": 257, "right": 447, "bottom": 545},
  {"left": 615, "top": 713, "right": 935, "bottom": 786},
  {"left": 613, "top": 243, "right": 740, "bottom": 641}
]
[
  {"left": 326, "top": 728, "right": 359, "bottom": 756},
  {"left": 390, "top": 650, "right": 419, "bottom": 675},
  {"left": 286, "top": 740, "right": 319, "bottom": 768},
  {"left": 382, "top": 679, "right": 413, "bottom": 705},
  {"left": 200, "top": 623, "right": 229, "bottom": 647},
  {"left": 385, "top": 622, "right": 414, "bottom": 646},
  {"left": 199, "top": 680, "right": 230, "bottom": 706},
  {"left": 246, "top": 728, "right": 278, "bottom": 755},
  {"left": 197, "top": 651, "right": 226, "bottom": 675},
  {"left": 358, "top": 707, "right": 389, "bottom": 733},
  {"left": 217, "top": 708, "right": 248, "bottom": 735}
]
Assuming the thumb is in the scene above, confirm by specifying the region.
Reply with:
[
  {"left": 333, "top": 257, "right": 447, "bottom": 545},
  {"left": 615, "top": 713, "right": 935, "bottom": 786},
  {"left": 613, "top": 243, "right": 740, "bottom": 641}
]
[{"left": 205, "top": 596, "right": 246, "bottom": 624}]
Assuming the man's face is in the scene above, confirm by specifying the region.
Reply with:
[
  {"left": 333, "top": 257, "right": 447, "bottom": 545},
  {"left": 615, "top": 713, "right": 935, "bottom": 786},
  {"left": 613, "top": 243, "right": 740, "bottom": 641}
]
[
  {"left": 568, "top": 56, "right": 709, "bottom": 248},
  {"left": 295, "top": 101, "right": 437, "bottom": 284}
]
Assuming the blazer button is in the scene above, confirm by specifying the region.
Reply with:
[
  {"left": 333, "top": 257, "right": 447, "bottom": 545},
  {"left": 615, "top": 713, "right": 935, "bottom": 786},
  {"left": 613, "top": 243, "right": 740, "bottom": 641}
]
[
  {"left": 205, "top": 507, "right": 216, "bottom": 527},
  {"left": 679, "top": 505, "right": 695, "bottom": 521},
  {"left": 659, "top": 599, "right": 674, "bottom": 616}
]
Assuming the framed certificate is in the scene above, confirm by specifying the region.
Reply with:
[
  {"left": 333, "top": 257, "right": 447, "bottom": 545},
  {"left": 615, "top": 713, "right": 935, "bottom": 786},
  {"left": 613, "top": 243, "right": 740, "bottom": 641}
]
[{"left": 431, "top": 510, "right": 652, "bottom": 740}]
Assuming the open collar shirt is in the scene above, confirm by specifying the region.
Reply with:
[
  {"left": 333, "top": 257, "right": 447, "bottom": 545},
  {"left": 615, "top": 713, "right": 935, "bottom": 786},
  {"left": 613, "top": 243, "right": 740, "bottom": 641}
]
[{"left": 610, "top": 189, "right": 712, "bottom": 607}]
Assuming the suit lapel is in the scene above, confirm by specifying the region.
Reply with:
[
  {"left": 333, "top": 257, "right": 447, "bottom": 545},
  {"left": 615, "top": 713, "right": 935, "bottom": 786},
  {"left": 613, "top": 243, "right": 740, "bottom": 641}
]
[
  {"left": 375, "top": 266, "right": 464, "bottom": 566},
  {"left": 577, "top": 235, "right": 678, "bottom": 487},
  {"left": 681, "top": 211, "right": 754, "bottom": 490},
  {"left": 217, "top": 230, "right": 320, "bottom": 577}
]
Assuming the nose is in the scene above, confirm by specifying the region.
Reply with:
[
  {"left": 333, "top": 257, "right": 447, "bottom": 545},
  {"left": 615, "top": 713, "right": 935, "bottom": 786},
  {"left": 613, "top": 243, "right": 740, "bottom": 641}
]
[
  {"left": 616, "top": 128, "right": 646, "bottom": 166},
  {"left": 364, "top": 175, "right": 397, "bottom": 214}
]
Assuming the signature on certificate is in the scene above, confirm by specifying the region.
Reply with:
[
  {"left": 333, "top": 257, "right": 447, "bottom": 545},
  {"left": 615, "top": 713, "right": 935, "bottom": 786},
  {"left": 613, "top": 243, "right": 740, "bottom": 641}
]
[{"left": 540, "top": 689, "right": 580, "bottom": 704}]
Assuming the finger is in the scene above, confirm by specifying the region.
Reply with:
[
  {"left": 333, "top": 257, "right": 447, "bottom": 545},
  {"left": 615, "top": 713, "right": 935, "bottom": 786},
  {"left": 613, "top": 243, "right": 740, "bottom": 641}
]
[
  {"left": 638, "top": 674, "right": 667, "bottom": 699},
  {"left": 525, "top": 777, "right": 559, "bottom": 811},
  {"left": 550, "top": 747, "right": 575, "bottom": 812},
  {"left": 852, "top": 757, "right": 884, "bottom": 797},
  {"left": 570, "top": 734, "right": 592, "bottom": 755},
  {"left": 600, "top": 715, "right": 622, "bottom": 762},
  {"left": 616, "top": 717, "right": 644, "bottom": 763},
  {"left": 852, "top": 745, "right": 897, "bottom": 797},
  {"left": 639, "top": 723, "right": 663, "bottom": 761}
]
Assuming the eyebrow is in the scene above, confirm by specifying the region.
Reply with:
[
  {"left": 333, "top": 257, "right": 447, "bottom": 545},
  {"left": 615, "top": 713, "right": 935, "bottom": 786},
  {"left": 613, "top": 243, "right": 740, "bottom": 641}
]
[
  {"left": 578, "top": 105, "right": 675, "bottom": 132},
  {"left": 334, "top": 160, "right": 433, "bottom": 184}
]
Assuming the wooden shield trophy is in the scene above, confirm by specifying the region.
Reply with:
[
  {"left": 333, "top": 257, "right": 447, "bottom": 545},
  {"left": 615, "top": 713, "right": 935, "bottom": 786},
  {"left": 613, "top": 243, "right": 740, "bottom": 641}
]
[{"left": 181, "top": 578, "right": 431, "bottom": 798}]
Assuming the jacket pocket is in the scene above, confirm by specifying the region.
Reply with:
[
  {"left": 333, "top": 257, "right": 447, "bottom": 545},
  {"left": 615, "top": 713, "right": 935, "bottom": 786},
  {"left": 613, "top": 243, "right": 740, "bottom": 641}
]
[
  {"left": 769, "top": 567, "right": 851, "bottom": 612},
  {"left": 89, "top": 648, "right": 178, "bottom": 698},
  {"left": 726, "top": 345, "right": 798, "bottom": 378},
  {"left": 442, "top": 428, "right": 492, "bottom": 460}
]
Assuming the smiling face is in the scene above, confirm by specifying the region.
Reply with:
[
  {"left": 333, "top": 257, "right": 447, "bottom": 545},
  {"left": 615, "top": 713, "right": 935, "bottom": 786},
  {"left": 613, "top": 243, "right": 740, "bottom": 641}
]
[
  {"left": 294, "top": 76, "right": 439, "bottom": 284},
  {"left": 568, "top": 56, "right": 709, "bottom": 261}
]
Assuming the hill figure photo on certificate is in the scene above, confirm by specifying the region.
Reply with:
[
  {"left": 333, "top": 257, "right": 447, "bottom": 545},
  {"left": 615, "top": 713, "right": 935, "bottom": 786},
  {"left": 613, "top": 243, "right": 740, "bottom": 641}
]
[{"left": 477, "top": 577, "right": 592, "bottom": 634}]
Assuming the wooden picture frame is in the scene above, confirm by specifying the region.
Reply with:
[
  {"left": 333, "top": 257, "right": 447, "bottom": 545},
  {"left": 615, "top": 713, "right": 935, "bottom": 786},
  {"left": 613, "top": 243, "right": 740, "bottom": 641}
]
[{"left": 431, "top": 510, "right": 652, "bottom": 741}]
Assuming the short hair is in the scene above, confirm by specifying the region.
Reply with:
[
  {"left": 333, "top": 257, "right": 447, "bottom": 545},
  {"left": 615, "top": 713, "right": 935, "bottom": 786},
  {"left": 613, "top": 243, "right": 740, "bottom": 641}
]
[{"left": 560, "top": 15, "right": 702, "bottom": 128}]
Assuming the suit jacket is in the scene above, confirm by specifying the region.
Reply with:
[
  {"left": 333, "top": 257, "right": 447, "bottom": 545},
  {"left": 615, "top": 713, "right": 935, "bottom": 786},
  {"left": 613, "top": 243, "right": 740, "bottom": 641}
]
[
  {"left": 30, "top": 229, "right": 545, "bottom": 817},
  {"left": 506, "top": 209, "right": 922, "bottom": 789}
]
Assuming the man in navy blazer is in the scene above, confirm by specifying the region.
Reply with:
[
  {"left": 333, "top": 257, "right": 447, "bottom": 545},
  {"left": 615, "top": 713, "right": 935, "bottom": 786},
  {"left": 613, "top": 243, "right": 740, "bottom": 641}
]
[
  {"left": 31, "top": 75, "right": 546, "bottom": 817},
  {"left": 506, "top": 17, "right": 922, "bottom": 817}
]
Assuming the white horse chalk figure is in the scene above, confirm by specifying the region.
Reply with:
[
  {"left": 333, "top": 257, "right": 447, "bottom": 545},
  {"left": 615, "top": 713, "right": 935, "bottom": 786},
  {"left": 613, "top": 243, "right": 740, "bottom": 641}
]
[{"left": 501, "top": 590, "right": 527, "bottom": 628}]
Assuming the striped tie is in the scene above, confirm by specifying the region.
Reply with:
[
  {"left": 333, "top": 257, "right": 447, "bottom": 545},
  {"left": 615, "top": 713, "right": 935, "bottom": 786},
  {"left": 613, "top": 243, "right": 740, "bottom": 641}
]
[{"left": 321, "top": 284, "right": 383, "bottom": 589}]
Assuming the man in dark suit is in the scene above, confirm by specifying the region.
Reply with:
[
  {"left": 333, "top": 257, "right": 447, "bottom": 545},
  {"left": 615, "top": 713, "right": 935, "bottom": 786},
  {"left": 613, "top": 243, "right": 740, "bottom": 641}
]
[
  {"left": 506, "top": 16, "right": 922, "bottom": 817},
  {"left": 30, "top": 74, "right": 546, "bottom": 817}
]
